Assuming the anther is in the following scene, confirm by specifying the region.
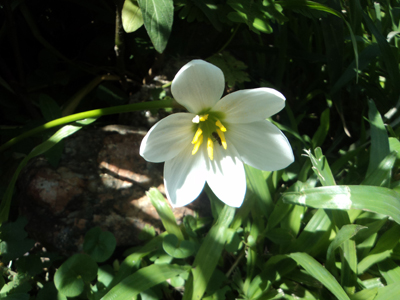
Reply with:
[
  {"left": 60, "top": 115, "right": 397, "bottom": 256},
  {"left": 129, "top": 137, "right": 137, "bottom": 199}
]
[
  {"left": 207, "top": 137, "right": 214, "bottom": 160},
  {"left": 215, "top": 120, "right": 227, "bottom": 132},
  {"left": 216, "top": 129, "right": 227, "bottom": 149},
  {"left": 191, "top": 128, "right": 203, "bottom": 144},
  {"left": 192, "top": 135, "right": 203, "bottom": 155}
]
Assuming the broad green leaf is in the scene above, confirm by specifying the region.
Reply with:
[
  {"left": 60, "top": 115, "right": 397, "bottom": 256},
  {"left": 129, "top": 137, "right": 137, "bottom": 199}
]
[
  {"left": 185, "top": 205, "right": 236, "bottom": 300},
  {"left": 374, "top": 282, "right": 400, "bottom": 300},
  {"left": 147, "top": 188, "right": 184, "bottom": 241},
  {"left": 54, "top": 254, "right": 98, "bottom": 298},
  {"left": 378, "top": 258, "right": 400, "bottom": 284},
  {"left": 122, "top": 0, "right": 144, "bottom": 33},
  {"left": 227, "top": 0, "right": 276, "bottom": 34},
  {"left": 358, "top": 224, "right": 400, "bottom": 274},
  {"left": 137, "top": 0, "right": 173, "bottom": 53},
  {"left": 191, "top": 0, "right": 222, "bottom": 31},
  {"left": 366, "top": 94, "right": 390, "bottom": 179},
  {"left": 245, "top": 164, "right": 273, "bottom": 217},
  {"left": 326, "top": 225, "right": 366, "bottom": 275},
  {"left": 361, "top": 152, "right": 397, "bottom": 187},
  {"left": 349, "top": 288, "right": 378, "bottom": 300},
  {"left": 83, "top": 227, "right": 116, "bottom": 262},
  {"left": 285, "top": 209, "right": 332, "bottom": 256},
  {"left": 102, "top": 264, "right": 190, "bottom": 300},
  {"left": 282, "top": 185, "right": 400, "bottom": 225},
  {"left": 389, "top": 137, "right": 400, "bottom": 167},
  {"left": 162, "top": 234, "right": 195, "bottom": 259},
  {"left": 289, "top": 253, "right": 350, "bottom": 300},
  {"left": 105, "top": 233, "right": 165, "bottom": 293}
]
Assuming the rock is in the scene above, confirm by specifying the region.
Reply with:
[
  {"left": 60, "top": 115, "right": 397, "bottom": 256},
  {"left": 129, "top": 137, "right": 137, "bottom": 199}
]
[{"left": 18, "top": 125, "right": 210, "bottom": 256}]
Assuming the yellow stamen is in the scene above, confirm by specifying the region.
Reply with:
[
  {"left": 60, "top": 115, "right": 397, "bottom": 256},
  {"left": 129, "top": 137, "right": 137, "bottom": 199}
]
[
  {"left": 192, "top": 135, "right": 203, "bottom": 155},
  {"left": 216, "top": 129, "right": 227, "bottom": 150},
  {"left": 191, "top": 128, "right": 203, "bottom": 144},
  {"left": 215, "top": 120, "right": 227, "bottom": 132},
  {"left": 199, "top": 114, "right": 209, "bottom": 122},
  {"left": 207, "top": 137, "right": 214, "bottom": 160}
]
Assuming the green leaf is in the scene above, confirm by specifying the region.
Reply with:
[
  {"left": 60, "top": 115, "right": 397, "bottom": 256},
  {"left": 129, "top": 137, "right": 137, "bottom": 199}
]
[
  {"left": 227, "top": 0, "right": 278, "bottom": 34},
  {"left": 83, "top": 227, "right": 116, "bottom": 262},
  {"left": 0, "top": 218, "right": 35, "bottom": 262},
  {"left": 349, "top": 288, "right": 378, "bottom": 300},
  {"left": 289, "top": 253, "right": 350, "bottom": 300},
  {"left": 162, "top": 234, "right": 195, "bottom": 259},
  {"left": 105, "top": 233, "right": 165, "bottom": 293},
  {"left": 137, "top": 0, "right": 173, "bottom": 53},
  {"left": 358, "top": 224, "right": 400, "bottom": 274},
  {"left": 39, "top": 94, "right": 62, "bottom": 121},
  {"left": 102, "top": 264, "right": 190, "bottom": 300},
  {"left": 122, "top": 0, "right": 144, "bottom": 33},
  {"left": 361, "top": 152, "right": 397, "bottom": 187},
  {"left": 311, "top": 109, "right": 330, "bottom": 148},
  {"left": 54, "top": 254, "right": 98, "bottom": 298},
  {"left": 326, "top": 225, "right": 366, "bottom": 275},
  {"left": 0, "top": 124, "right": 91, "bottom": 223},
  {"left": 378, "top": 258, "right": 400, "bottom": 285},
  {"left": 277, "top": 0, "right": 341, "bottom": 18},
  {"left": 147, "top": 188, "right": 184, "bottom": 241},
  {"left": 374, "top": 282, "right": 400, "bottom": 300},
  {"left": 185, "top": 205, "right": 236, "bottom": 300},
  {"left": 366, "top": 99, "right": 390, "bottom": 178},
  {"left": 305, "top": 148, "right": 336, "bottom": 186},
  {"left": 285, "top": 209, "right": 332, "bottom": 256},
  {"left": 244, "top": 164, "right": 273, "bottom": 217},
  {"left": 207, "top": 52, "right": 250, "bottom": 88},
  {"left": 282, "top": 185, "right": 400, "bottom": 225}
]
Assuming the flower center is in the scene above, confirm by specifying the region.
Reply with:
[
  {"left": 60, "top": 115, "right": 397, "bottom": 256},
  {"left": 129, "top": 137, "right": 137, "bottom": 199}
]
[{"left": 191, "top": 114, "right": 227, "bottom": 160}]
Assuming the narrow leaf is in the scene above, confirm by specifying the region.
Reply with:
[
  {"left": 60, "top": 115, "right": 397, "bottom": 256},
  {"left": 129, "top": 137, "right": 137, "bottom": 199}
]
[
  {"left": 188, "top": 205, "right": 235, "bottom": 300},
  {"left": 366, "top": 98, "right": 390, "bottom": 177},
  {"left": 102, "top": 264, "right": 190, "bottom": 300},
  {"left": 283, "top": 186, "right": 400, "bottom": 225},
  {"left": 147, "top": 188, "right": 184, "bottom": 241},
  {"left": 289, "top": 253, "right": 350, "bottom": 300}
]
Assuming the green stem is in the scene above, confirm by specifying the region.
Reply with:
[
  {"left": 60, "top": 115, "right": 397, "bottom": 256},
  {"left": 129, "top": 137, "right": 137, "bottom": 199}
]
[
  {"left": 216, "top": 24, "right": 240, "bottom": 54},
  {"left": 0, "top": 98, "right": 176, "bottom": 152}
]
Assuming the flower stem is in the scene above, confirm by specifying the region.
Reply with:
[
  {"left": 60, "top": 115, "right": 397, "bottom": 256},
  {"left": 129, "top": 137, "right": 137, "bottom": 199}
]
[{"left": 0, "top": 98, "right": 175, "bottom": 152}]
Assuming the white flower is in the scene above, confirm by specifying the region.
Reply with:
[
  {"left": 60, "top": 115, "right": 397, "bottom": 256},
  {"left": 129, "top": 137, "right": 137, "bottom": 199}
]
[{"left": 140, "top": 60, "right": 294, "bottom": 208}]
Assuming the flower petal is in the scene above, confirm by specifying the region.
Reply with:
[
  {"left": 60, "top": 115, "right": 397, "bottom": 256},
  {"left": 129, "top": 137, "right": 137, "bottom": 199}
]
[
  {"left": 140, "top": 113, "right": 195, "bottom": 163},
  {"left": 206, "top": 144, "right": 246, "bottom": 207},
  {"left": 212, "top": 88, "right": 285, "bottom": 123},
  {"left": 171, "top": 60, "right": 225, "bottom": 113},
  {"left": 164, "top": 144, "right": 207, "bottom": 207},
  {"left": 228, "top": 121, "right": 294, "bottom": 171}
]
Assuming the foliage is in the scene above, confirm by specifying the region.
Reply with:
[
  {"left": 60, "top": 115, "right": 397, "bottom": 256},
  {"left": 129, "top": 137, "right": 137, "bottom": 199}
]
[{"left": 1, "top": 0, "right": 400, "bottom": 299}]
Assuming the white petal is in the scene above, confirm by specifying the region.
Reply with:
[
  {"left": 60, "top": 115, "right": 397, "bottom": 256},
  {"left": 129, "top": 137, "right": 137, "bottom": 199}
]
[
  {"left": 164, "top": 144, "right": 207, "bottom": 207},
  {"left": 228, "top": 121, "right": 294, "bottom": 171},
  {"left": 206, "top": 144, "right": 246, "bottom": 207},
  {"left": 140, "top": 113, "right": 195, "bottom": 163},
  {"left": 171, "top": 60, "right": 225, "bottom": 113},
  {"left": 212, "top": 88, "right": 285, "bottom": 123}
]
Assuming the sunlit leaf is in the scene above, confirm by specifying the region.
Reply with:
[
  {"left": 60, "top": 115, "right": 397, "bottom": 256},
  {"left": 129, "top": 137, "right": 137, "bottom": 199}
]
[{"left": 137, "top": 0, "right": 173, "bottom": 53}]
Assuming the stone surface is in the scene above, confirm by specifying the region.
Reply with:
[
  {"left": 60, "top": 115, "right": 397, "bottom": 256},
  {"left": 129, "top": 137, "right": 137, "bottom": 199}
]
[{"left": 18, "top": 125, "right": 210, "bottom": 255}]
